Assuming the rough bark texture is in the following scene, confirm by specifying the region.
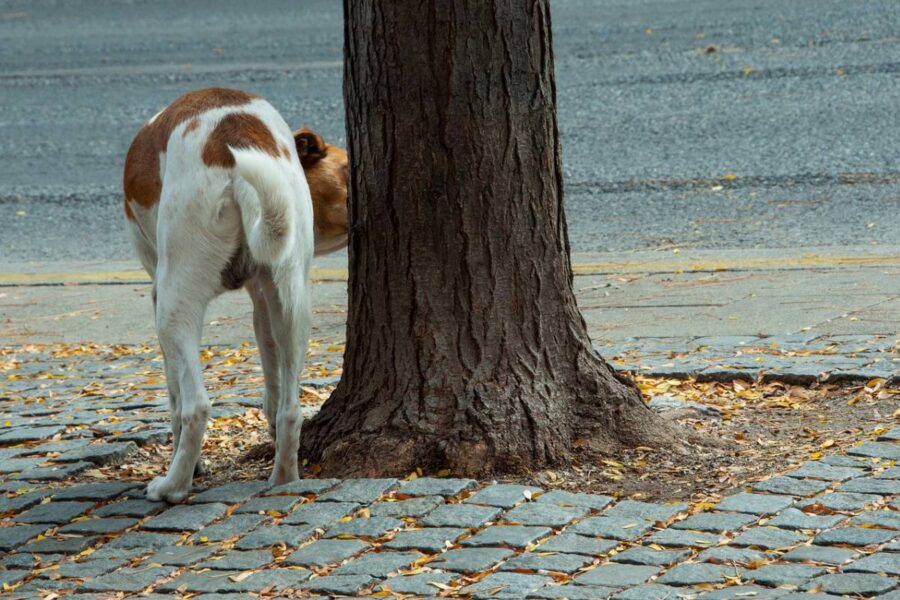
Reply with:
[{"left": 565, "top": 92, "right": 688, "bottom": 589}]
[{"left": 299, "top": 0, "right": 673, "bottom": 477}]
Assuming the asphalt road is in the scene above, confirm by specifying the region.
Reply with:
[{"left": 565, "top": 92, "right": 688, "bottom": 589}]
[{"left": 2, "top": 0, "right": 899, "bottom": 261}]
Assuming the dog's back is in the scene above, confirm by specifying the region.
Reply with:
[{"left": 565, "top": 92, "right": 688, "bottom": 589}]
[{"left": 123, "top": 88, "right": 313, "bottom": 284}]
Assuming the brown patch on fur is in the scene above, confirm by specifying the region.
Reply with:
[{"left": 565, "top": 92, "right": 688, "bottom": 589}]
[
  {"left": 182, "top": 117, "right": 201, "bottom": 137},
  {"left": 202, "top": 112, "right": 281, "bottom": 168},
  {"left": 123, "top": 88, "right": 256, "bottom": 216},
  {"left": 280, "top": 143, "right": 291, "bottom": 160}
]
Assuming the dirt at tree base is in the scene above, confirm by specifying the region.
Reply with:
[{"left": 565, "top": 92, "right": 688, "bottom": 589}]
[{"left": 202, "top": 377, "right": 899, "bottom": 503}]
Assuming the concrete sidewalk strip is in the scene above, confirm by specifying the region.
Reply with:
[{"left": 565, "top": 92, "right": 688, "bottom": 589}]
[{"left": 3, "top": 249, "right": 897, "bottom": 382}]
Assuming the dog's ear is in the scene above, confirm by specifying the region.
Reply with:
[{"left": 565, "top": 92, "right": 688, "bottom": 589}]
[{"left": 295, "top": 128, "right": 327, "bottom": 168}]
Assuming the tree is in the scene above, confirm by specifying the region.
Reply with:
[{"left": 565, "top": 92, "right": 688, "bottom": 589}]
[{"left": 299, "top": 0, "right": 675, "bottom": 477}]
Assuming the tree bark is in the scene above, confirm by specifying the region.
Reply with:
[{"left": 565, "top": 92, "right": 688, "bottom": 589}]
[{"left": 299, "top": 0, "right": 675, "bottom": 477}]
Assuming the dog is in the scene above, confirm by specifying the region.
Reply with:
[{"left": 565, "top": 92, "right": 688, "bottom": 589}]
[{"left": 123, "top": 87, "right": 348, "bottom": 503}]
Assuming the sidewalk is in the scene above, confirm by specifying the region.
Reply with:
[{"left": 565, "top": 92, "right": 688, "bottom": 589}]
[
  {"left": 2, "top": 246, "right": 898, "bottom": 382},
  {"left": 1, "top": 248, "right": 898, "bottom": 598}
]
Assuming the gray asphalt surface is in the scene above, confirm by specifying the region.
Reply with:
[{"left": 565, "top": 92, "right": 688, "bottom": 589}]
[{"left": 1, "top": 0, "right": 899, "bottom": 261}]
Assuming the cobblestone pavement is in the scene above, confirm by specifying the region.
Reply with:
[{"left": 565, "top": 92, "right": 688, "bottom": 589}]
[
  {"left": 1, "top": 347, "right": 898, "bottom": 598},
  {"left": 599, "top": 333, "right": 899, "bottom": 385}
]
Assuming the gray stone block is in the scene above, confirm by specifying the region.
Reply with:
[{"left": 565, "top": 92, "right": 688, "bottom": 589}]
[
  {"left": 814, "top": 527, "right": 896, "bottom": 547},
  {"left": 535, "top": 533, "right": 618, "bottom": 557},
  {"left": 465, "top": 483, "right": 543, "bottom": 508},
  {"left": 752, "top": 476, "right": 831, "bottom": 497},
  {"left": 234, "top": 524, "right": 317, "bottom": 549},
  {"left": 462, "top": 572, "right": 552, "bottom": 599},
  {"left": 298, "top": 574, "right": 375, "bottom": 596},
  {"left": 0, "top": 489, "right": 50, "bottom": 513},
  {"left": 804, "top": 573, "right": 897, "bottom": 596},
  {"left": 576, "top": 564, "right": 660, "bottom": 588},
  {"left": 190, "top": 514, "right": 268, "bottom": 542},
  {"left": 196, "top": 550, "right": 274, "bottom": 571},
  {"left": 263, "top": 478, "right": 340, "bottom": 496},
  {"left": 286, "top": 539, "right": 370, "bottom": 567},
  {"left": 645, "top": 529, "right": 721, "bottom": 548},
  {"left": 148, "top": 545, "right": 220, "bottom": 566},
  {"left": 767, "top": 508, "right": 846, "bottom": 531},
  {"left": 384, "top": 527, "right": 467, "bottom": 552},
  {"left": 57, "top": 442, "right": 137, "bottom": 465},
  {"left": 502, "top": 551, "right": 594, "bottom": 574},
  {"left": 612, "top": 584, "right": 688, "bottom": 600},
  {"left": 672, "top": 511, "right": 758, "bottom": 532},
  {"left": 422, "top": 503, "right": 501, "bottom": 528},
  {"left": 379, "top": 572, "right": 457, "bottom": 596},
  {"left": 23, "top": 536, "right": 98, "bottom": 554},
  {"left": 799, "top": 492, "right": 881, "bottom": 511},
  {"left": 191, "top": 481, "right": 270, "bottom": 503},
  {"left": 15, "top": 500, "right": 94, "bottom": 524},
  {"left": 570, "top": 516, "right": 654, "bottom": 541},
  {"left": 844, "top": 552, "right": 900, "bottom": 575},
  {"left": 461, "top": 525, "right": 551, "bottom": 548},
  {"left": 58, "top": 517, "right": 138, "bottom": 535},
  {"left": 656, "top": 563, "right": 741, "bottom": 586},
  {"left": 331, "top": 551, "right": 422, "bottom": 576},
  {"left": 613, "top": 547, "right": 690, "bottom": 566},
  {"left": 160, "top": 568, "right": 311, "bottom": 593},
  {"left": 143, "top": 502, "right": 228, "bottom": 531},
  {"left": 78, "top": 566, "right": 176, "bottom": 592},
  {"left": 93, "top": 498, "right": 166, "bottom": 518},
  {"left": 51, "top": 482, "right": 140, "bottom": 501},
  {"left": 838, "top": 478, "right": 900, "bottom": 495},
  {"left": 697, "top": 546, "right": 768, "bottom": 565},
  {"left": 504, "top": 502, "right": 590, "bottom": 527},
  {"left": 532, "top": 585, "right": 620, "bottom": 599},
  {"left": 699, "top": 585, "right": 790, "bottom": 599},
  {"left": 604, "top": 500, "right": 687, "bottom": 523},
  {"left": 716, "top": 493, "right": 794, "bottom": 515},
  {"left": 318, "top": 478, "right": 398, "bottom": 503},
  {"left": 56, "top": 558, "right": 127, "bottom": 578},
  {"left": 399, "top": 477, "right": 476, "bottom": 497},
  {"left": 749, "top": 564, "right": 825, "bottom": 587},
  {"left": 852, "top": 510, "right": 900, "bottom": 529},
  {"left": 431, "top": 547, "right": 514, "bottom": 573},
  {"left": 536, "top": 490, "right": 614, "bottom": 511},
  {"left": 283, "top": 500, "right": 359, "bottom": 526},
  {"left": 370, "top": 495, "right": 443, "bottom": 517},
  {"left": 324, "top": 516, "right": 403, "bottom": 539},
  {"left": 0, "top": 425, "right": 65, "bottom": 443},
  {"left": 105, "top": 532, "right": 181, "bottom": 551},
  {"left": 848, "top": 442, "right": 900, "bottom": 460},
  {"left": 731, "top": 527, "right": 808, "bottom": 550},
  {"left": 787, "top": 461, "right": 864, "bottom": 482},
  {"left": 781, "top": 545, "right": 856, "bottom": 565},
  {"left": 233, "top": 495, "right": 300, "bottom": 514},
  {"left": 11, "top": 461, "right": 92, "bottom": 481}
]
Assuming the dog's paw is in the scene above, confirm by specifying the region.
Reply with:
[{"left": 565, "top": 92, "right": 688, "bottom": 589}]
[
  {"left": 268, "top": 465, "right": 299, "bottom": 487},
  {"left": 147, "top": 476, "right": 190, "bottom": 504}
]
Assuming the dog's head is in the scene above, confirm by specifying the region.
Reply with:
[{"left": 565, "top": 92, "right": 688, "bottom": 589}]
[{"left": 295, "top": 128, "right": 349, "bottom": 256}]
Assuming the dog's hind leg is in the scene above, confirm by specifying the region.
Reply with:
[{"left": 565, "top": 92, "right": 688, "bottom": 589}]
[
  {"left": 253, "top": 263, "right": 311, "bottom": 486},
  {"left": 247, "top": 281, "right": 281, "bottom": 442},
  {"left": 147, "top": 264, "right": 218, "bottom": 504}
]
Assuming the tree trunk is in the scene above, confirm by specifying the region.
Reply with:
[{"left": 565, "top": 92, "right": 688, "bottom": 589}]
[{"left": 299, "top": 0, "right": 675, "bottom": 477}]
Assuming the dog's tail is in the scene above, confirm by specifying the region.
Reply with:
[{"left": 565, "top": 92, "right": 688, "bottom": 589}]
[{"left": 230, "top": 148, "right": 295, "bottom": 265}]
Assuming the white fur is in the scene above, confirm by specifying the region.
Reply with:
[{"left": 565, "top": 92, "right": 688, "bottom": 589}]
[{"left": 126, "top": 98, "right": 313, "bottom": 503}]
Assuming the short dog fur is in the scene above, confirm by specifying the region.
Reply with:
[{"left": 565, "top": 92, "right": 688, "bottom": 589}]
[{"left": 123, "top": 87, "right": 348, "bottom": 503}]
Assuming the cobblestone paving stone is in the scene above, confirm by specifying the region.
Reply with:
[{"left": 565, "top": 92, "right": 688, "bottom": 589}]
[{"left": 0, "top": 349, "right": 898, "bottom": 598}]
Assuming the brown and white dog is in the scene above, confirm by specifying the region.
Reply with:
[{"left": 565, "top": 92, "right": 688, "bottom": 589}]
[{"left": 123, "top": 88, "right": 348, "bottom": 503}]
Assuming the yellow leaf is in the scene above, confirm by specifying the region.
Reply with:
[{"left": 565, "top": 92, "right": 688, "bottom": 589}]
[
  {"left": 820, "top": 439, "right": 835, "bottom": 449},
  {"left": 721, "top": 173, "right": 738, "bottom": 181},
  {"left": 228, "top": 571, "right": 254, "bottom": 582},
  {"left": 199, "top": 536, "right": 209, "bottom": 543}
]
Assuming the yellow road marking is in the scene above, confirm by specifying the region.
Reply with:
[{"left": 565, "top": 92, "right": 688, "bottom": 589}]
[{"left": 1, "top": 254, "right": 898, "bottom": 285}]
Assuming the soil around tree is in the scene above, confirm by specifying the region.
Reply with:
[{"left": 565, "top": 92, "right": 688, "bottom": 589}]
[{"left": 222, "top": 376, "right": 899, "bottom": 502}]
